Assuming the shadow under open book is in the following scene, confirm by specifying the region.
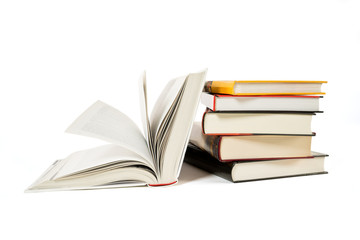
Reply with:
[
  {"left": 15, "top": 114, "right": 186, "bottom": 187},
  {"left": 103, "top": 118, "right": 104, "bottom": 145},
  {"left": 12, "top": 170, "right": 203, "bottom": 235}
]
[{"left": 177, "top": 162, "right": 225, "bottom": 185}]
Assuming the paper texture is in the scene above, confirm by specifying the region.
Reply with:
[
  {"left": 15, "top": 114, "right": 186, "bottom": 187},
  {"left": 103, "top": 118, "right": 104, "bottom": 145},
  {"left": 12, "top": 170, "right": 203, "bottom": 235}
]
[
  {"left": 66, "top": 101, "right": 152, "bottom": 162},
  {"left": 138, "top": 71, "right": 154, "bottom": 159}
]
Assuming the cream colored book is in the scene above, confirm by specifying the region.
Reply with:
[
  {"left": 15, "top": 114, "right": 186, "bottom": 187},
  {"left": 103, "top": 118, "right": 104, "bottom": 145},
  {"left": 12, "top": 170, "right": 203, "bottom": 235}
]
[{"left": 190, "top": 122, "right": 312, "bottom": 161}]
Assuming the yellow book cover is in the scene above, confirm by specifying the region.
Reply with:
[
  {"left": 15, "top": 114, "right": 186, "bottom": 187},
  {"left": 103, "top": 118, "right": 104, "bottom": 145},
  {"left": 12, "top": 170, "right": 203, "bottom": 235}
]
[{"left": 203, "top": 80, "right": 327, "bottom": 95}]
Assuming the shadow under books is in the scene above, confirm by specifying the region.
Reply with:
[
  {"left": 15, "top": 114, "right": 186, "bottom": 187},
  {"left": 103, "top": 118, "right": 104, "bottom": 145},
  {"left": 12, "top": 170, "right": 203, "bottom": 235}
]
[{"left": 177, "top": 163, "right": 214, "bottom": 185}]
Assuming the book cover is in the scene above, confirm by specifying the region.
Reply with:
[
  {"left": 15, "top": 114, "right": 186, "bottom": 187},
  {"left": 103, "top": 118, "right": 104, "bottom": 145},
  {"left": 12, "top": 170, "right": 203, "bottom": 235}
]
[
  {"left": 201, "top": 92, "right": 323, "bottom": 112},
  {"left": 185, "top": 144, "right": 328, "bottom": 183},
  {"left": 201, "top": 109, "right": 315, "bottom": 135},
  {"left": 204, "top": 80, "right": 327, "bottom": 95}
]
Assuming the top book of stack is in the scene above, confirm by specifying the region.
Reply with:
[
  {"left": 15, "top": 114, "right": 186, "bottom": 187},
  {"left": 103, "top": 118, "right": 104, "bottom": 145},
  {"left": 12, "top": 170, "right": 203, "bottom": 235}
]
[{"left": 204, "top": 80, "right": 327, "bottom": 96}]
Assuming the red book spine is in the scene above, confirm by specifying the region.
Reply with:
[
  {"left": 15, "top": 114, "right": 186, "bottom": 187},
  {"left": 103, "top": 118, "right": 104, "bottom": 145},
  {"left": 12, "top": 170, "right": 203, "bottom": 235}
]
[
  {"left": 218, "top": 155, "right": 315, "bottom": 162},
  {"left": 148, "top": 181, "right": 177, "bottom": 187},
  {"left": 214, "top": 94, "right": 321, "bottom": 98},
  {"left": 213, "top": 94, "right": 217, "bottom": 111}
]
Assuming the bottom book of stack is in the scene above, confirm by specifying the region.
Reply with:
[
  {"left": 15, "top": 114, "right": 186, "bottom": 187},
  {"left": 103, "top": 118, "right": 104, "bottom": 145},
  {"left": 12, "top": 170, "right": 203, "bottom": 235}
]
[{"left": 184, "top": 144, "right": 328, "bottom": 183}]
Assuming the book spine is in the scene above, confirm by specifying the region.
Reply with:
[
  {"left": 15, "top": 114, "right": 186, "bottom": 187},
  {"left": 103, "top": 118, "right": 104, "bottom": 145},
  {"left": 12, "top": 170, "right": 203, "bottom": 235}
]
[
  {"left": 203, "top": 81, "right": 213, "bottom": 93},
  {"left": 200, "top": 92, "right": 217, "bottom": 111},
  {"left": 203, "top": 134, "right": 222, "bottom": 160},
  {"left": 204, "top": 81, "right": 235, "bottom": 95},
  {"left": 213, "top": 94, "right": 217, "bottom": 111},
  {"left": 201, "top": 109, "right": 210, "bottom": 134}
]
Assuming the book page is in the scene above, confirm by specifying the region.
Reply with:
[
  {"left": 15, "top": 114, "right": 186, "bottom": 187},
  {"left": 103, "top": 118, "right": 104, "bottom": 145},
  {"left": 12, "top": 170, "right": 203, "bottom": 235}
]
[
  {"left": 53, "top": 144, "right": 154, "bottom": 179},
  {"left": 159, "top": 70, "right": 207, "bottom": 182},
  {"left": 150, "top": 75, "right": 187, "bottom": 146},
  {"left": 138, "top": 71, "right": 154, "bottom": 159},
  {"left": 66, "top": 101, "right": 152, "bottom": 162},
  {"left": 26, "top": 144, "right": 157, "bottom": 192}
]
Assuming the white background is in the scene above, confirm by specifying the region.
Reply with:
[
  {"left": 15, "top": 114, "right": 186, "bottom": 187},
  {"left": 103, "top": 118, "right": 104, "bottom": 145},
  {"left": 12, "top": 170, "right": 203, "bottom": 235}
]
[{"left": 1, "top": 0, "right": 359, "bottom": 239}]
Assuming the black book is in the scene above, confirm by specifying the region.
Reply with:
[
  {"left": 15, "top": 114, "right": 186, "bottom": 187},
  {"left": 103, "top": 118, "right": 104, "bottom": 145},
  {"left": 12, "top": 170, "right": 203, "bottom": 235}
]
[{"left": 184, "top": 144, "right": 328, "bottom": 183}]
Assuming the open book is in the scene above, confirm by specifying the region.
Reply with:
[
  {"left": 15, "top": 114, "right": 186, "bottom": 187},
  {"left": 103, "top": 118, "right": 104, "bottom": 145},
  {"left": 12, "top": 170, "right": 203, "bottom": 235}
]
[{"left": 27, "top": 70, "right": 207, "bottom": 192}]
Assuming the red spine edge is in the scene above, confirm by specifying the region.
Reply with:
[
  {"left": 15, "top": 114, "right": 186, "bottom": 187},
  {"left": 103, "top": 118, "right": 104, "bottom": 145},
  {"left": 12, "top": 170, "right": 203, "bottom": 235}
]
[
  {"left": 213, "top": 94, "right": 217, "bottom": 111},
  {"left": 218, "top": 155, "right": 315, "bottom": 162},
  {"left": 148, "top": 181, "right": 177, "bottom": 187},
  {"left": 214, "top": 94, "right": 321, "bottom": 98}
]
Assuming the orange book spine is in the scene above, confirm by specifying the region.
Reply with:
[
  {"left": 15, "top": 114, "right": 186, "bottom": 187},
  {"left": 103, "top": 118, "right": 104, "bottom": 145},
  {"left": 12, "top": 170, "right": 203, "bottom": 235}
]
[{"left": 204, "top": 81, "right": 236, "bottom": 95}]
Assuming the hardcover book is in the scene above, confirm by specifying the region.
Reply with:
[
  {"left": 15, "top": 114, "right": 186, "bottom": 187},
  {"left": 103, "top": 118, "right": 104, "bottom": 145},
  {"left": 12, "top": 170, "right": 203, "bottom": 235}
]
[
  {"left": 201, "top": 92, "right": 322, "bottom": 112},
  {"left": 190, "top": 122, "right": 313, "bottom": 161},
  {"left": 203, "top": 80, "right": 327, "bottom": 95},
  {"left": 202, "top": 110, "right": 315, "bottom": 135},
  {"left": 27, "top": 70, "right": 207, "bottom": 192},
  {"left": 185, "top": 144, "right": 328, "bottom": 183}
]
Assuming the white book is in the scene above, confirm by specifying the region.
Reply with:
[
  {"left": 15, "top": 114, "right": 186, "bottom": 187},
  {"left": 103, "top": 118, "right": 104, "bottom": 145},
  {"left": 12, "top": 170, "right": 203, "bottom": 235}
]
[
  {"left": 201, "top": 92, "right": 321, "bottom": 112},
  {"left": 202, "top": 111, "right": 314, "bottom": 135},
  {"left": 27, "top": 70, "right": 207, "bottom": 192}
]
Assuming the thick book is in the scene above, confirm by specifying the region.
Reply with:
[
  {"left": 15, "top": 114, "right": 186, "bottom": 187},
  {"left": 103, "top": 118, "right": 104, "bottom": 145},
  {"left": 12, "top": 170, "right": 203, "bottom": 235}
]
[
  {"left": 202, "top": 110, "right": 315, "bottom": 135},
  {"left": 26, "top": 70, "right": 207, "bottom": 192},
  {"left": 184, "top": 144, "right": 328, "bottom": 183},
  {"left": 190, "top": 122, "right": 313, "bottom": 161},
  {"left": 201, "top": 92, "right": 322, "bottom": 112},
  {"left": 203, "top": 80, "right": 327, "bottom": 95}
]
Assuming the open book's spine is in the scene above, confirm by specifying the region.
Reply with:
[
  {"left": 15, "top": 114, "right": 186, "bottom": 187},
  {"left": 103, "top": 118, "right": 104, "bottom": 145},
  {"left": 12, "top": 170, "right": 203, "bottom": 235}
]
[{"left": 148, "top": 181, "right": 177, "bottom": 187}]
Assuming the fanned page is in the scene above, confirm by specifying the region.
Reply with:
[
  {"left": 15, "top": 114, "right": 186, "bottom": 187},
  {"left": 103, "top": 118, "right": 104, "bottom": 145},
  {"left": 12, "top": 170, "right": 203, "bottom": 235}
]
[
  {"left": 66, "top": 101, "right": 152, "bottom": 164},
  {"left": 51, "top": 144, "right": 153, "bottom": 179},
  {"left": 149, "top": 75, "right": 187, "bottom": 169},
  {"left": 138, "top": 71, "right": 154, "bottom": 160},
  {"left": 27, "top": 144, "right": 156, "bottom": 191},
  {"left": 151, "top": 70, "right": 207, "bottom": 183},
  {"left": 150, "top": 75, "right": 187, "bottom": 142}
]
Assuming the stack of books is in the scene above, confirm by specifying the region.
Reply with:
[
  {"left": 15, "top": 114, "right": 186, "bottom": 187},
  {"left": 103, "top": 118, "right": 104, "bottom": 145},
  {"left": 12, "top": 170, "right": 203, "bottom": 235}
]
[{"left": 185, "top": 80, "right": 328, "bottom": 183}]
